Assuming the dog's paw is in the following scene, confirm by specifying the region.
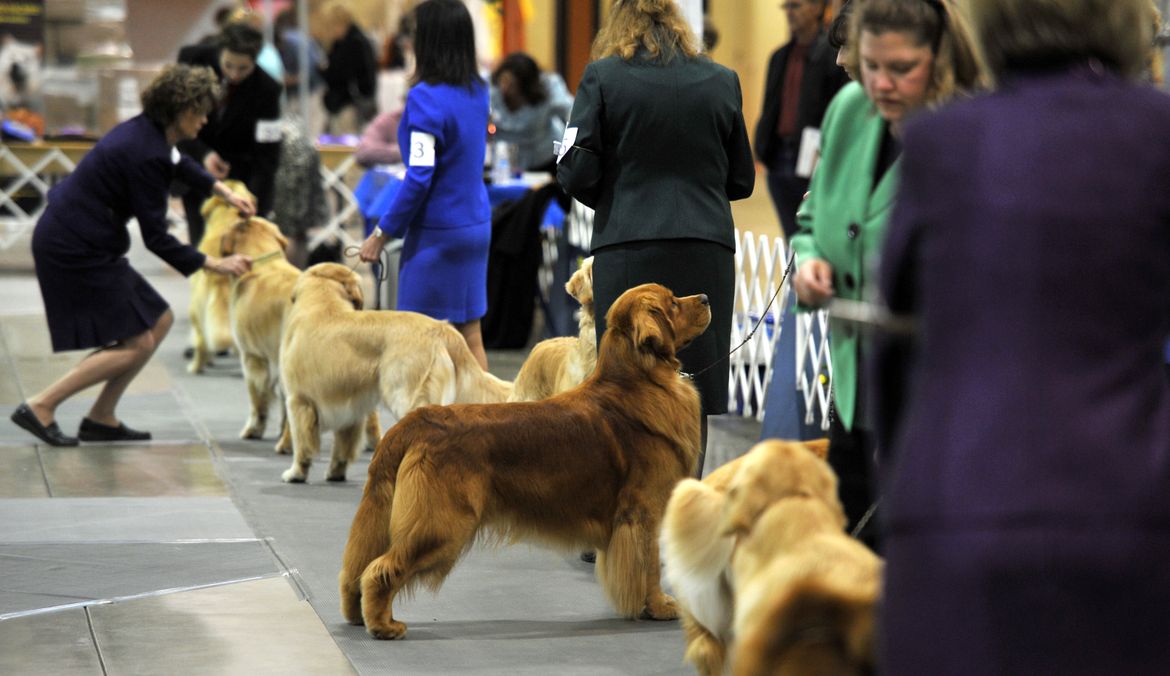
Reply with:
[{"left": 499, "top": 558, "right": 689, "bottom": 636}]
[
  {"left": 240, "top": 424, "right": 264, "bottom": 440},
  {"left": 273, "top": 441, "right": 292, "bottom": 455},
  {"left": 187, "top": 360, "right": 205, "bottom": 375},
  {"left": 326, "top": 471, "right": 347, "bottom": 482},
  {"left": 281, "top": 467, "right": 307, "bottom": 483},
  {"left": 367, "top": 619, "right": 407, "bottom": 640},
  {"left": 641, "top": 593, "right": 680, "bottom": 621}
]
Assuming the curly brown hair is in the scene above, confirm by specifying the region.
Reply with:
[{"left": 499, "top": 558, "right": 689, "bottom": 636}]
[
  {"left": 141, "top": 64, "right": 220, "bottom": 129},
  {"left": 591, "top": 0, "right": 701, "bottom": 63}
]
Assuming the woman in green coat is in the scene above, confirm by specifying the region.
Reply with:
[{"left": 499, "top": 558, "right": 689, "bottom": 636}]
[{"left": 789, "top": 0, "right": 982, "bottom": 545}]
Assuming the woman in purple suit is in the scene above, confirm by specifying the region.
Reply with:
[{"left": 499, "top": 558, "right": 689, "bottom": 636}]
[
  {"left": 10, "top": 65, "right": 253, "bottom": 447},
  {"left": 875, "top": 0, "right": 1170, "bottom": 672}
]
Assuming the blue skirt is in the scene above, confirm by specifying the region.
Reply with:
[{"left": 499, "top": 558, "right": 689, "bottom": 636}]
[{"left": 397, "top": 221, "right": 490, "bottom": 323}]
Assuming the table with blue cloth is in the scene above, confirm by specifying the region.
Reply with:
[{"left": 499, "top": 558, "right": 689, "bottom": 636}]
[{"left": 354, "top": 167, "right": 579, "bottom": 341}]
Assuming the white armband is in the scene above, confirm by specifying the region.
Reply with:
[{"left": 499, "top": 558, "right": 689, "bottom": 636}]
[
  {"left": 408, "top": 131, "right": 436, "bottom": 167},
  {"left": 255, "top": 119, "right": 282, "bottom": 143}
]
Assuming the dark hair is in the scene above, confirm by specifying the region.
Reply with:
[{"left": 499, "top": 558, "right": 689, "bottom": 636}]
[
  {"left": 219, "top": 22, "right": 263, "bottom": 60},
  {"left": 491, "top": 52, "right": 548, "bottom": 105},
  {"left": 828, "top": 0, "right": 853, "bottom": 50},
  {"left": 412, "top": 0, "right": 482, "bottom": 88},
  {"left": 141, "top": 64, "right": 220, "bottom": 128}
]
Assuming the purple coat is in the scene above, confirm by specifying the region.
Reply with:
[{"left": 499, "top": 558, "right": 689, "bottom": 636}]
[{"left": 876, "top": 66, "right": 1170, "bottom": 674}]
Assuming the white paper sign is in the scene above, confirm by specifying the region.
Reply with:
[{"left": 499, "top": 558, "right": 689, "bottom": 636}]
[
  {"left": 171, "top": 147, "right": 181, "bottom": 165},
  {"left": 796, "top": 126, "right": 822, "bottom": 178},
  {"left": 409, "top": 131, "right": 437, "bottom": 167},
  {"left": 255, "top": 119, "right": 282, "bottom": 143},
  {"left": 555, "top": 126, "right": 578, "bottom": 164}
]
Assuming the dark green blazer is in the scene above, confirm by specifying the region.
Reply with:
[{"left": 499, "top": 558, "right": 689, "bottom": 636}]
[
  {"left": 790, "top": 82, "right": 900, "bottom": 431},
  {"left": 557, "top": 53, "right": 755, "bottom": 252}
]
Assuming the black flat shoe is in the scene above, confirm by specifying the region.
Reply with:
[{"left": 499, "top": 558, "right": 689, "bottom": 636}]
[
  {"left": 11, "top": 404, "right": 79, "bottom": 447},
  {"left": 78, "top": 417, "right": 152, "bottom": 442}
]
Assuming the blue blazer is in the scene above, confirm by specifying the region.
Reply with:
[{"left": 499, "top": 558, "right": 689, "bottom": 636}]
[{"left": 376, "top": 81, "right": 491, "bottom": 237}]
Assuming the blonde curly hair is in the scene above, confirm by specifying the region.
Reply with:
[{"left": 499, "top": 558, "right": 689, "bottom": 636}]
[{"left": 591, "top": 0, "right": 701, "bottom": 63}]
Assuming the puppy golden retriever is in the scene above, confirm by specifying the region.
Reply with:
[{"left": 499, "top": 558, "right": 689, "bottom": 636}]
[
  {"left": 188, "top": 179, "right": 256, "bottom": 374},
  {"left": 339, "top": 283, "right": 710, "bottom": 639},
  {"left": 279, "top": 263, "right": 512, "bottom": 483},
  {"left": 730, "top": 495, "right": 881, "bottom": 676},
  {"left": 509, "top": 256, "right": 595, "bottom": 402},
  {"left": 661, "top": 437, "right": 853, "bottom": 676}
]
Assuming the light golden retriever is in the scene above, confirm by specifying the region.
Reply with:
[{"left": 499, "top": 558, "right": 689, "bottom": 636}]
[
  {"left": 508, "top": 256, "right": 595, "bottom": 402},
  {"left": 279, "top": 263, "right": 512, "bottom": 483},
  {"left": 188, "top": 180, "right": 256, "bottom": 374},
  {"left": 339, "top": 283, "right": 710, "bottom": 639},
  {"left": 661, "top": 438, "right": 879, "bottom": 675}
]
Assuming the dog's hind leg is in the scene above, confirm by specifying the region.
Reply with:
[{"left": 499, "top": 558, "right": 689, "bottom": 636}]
[
  {"left": 682, "top": 612, "right": 727, "bottom": 676},
  {"left": 239, "top": 352, "right": 270, "bottom": 439},
  {"left": 274, "top": 385, "right": 292, "bottom": 454},
  {"left": 281, "top": 394, "right": 318, "bottom": 483},
  {"left": 188, "top": 306, "right": 209, "bottom": 374},
  {"left": 326, "top": 422, "right": 363, "bottom": 482},
  {"left": 360, "top": 464, "right": 485, "bottom": 639},
  {"left": 340, "top": 473, "right": 395, "bottom": 625}
]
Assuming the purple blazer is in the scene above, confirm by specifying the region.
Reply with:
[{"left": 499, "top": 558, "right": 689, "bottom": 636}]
[{"left": 877, "top": 67, "right": 1170, "bottom": 531}]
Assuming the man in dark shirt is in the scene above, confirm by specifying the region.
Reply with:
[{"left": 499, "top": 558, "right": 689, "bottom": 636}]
[
  {"left": 177, "top": 22, "right": 283, "bottom": 246},
  {"left": 754, "top": 0, "right": 848, "bottom": 239}
]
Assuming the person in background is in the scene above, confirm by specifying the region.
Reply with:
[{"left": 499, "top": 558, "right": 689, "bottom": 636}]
[
  {"left": 557, "top": 0, "right": 755, "bottom": 482},
  {"left": 226, "top": 7, "right": 285, "bottom": 84},
  {"left": 828, "top": 0, "right": 857, "bottom": 76},
  {"left": 489, "top": 52, "right": 573, "bottom": 173},
  {"left": 318, "top": 0, "right": 379, "bottom": 135},
  {"left": 874, "top": 0, "right": 1170, "bottom": 672},
  {"left": 755, "top": 0, "right": 850, "bottom": 239},
  {"left": 357, "top": 0, "right": 492, "bottom": 370},
  {"left": 177, "top": 22, "right": 282, "bottom": 247},
  {"left": 789, "top": 0, "right": 982, "bottom": 548},
  {"left": 354, "top": 106, "right": 404, "bottom": 168},
  {"left": 9, "top": 65, "right": 253, "bottom": 447}
]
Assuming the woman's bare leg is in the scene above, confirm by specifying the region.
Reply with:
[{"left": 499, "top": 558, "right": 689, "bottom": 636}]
[
  {"left": 87, "top": 310, "right": 173, "bottom": 425},
  {"left": 25, "top": 311, "right": 170, "bottom": 427},
  {"left": 453, "top": 319, "right": 488, "bottom": 371}
]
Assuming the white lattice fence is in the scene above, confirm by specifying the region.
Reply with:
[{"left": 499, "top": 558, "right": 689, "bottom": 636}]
[
  {"left": 728, "top": 231, "right": 792, "bottom": 419},
  {"left": 796, "top": 309, "right": 834, "bottom": 430},
  {"left": 0, "top": 145, "right": 76, "bottom": 250}
]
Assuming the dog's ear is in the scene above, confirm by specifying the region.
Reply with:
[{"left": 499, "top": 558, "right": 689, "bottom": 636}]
[
  {"left": 803, "top": 438, "right": 830, "bottom": 460},
  {"left": 564, "top": 257, "right": 595, "bottom": 305},
  {"left": 632, "top": 299, "right": 675, "bottom": 357},
  {"left": 219, "top": 219, "right": 249, "bottom": 256},
  {"left": 345, "top": 276, "right": 364, "bottom": 310},
  {"left": 200, "top": 192, "right": 223, "bottom": 220}
]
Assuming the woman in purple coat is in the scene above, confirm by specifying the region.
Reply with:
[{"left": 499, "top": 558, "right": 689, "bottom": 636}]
[
  {"left": 9, "top": 65, "right": 253, "bottom": 447},
  {"left": 875, "top": 0, "right": 1170, "bottom": 672}
]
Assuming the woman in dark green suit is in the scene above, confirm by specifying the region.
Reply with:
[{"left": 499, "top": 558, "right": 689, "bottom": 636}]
[
  {"left": 557, "top": 0, "right": 755, "bottom": 479},
  {"left": 789, "top": 0, "right": 982, "bottom": 545}
]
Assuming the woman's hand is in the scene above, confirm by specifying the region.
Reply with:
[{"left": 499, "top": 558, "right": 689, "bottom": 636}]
[
  {"left": 359, "top": 231, "right": 386, "bottom": 263},
  {"left": 793, "top": 258, "right": 836, "bottom": 307},
  {"left": 204, "top": 254, "right": 253, "bottom": 277},
  {"left": 204, "top": 152, "right": 231, "bottom": 179},
  {"left": 213, "top": 181, "right": 256, "bottom": 219}
]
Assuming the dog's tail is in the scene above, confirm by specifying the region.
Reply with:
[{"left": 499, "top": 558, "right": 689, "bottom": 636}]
[
  {"left": 660, "top": 478, "right": 736, "bottom": 632},
  {"left": 441, "top": 324, "right": 513, "bottom": 403},
  {"left": 732, "top": 580, "right": 876, "bottom": 676},
  {"left": 339, "top": 425, "right": 408, "bottom": 624}
]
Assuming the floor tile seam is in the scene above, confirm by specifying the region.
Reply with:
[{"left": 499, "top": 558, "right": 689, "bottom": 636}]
[
  {"left": 82, "top": 606, "right": 110, "bottom": 676},
  {"left": 0, "top": 571, "right": 287, "bottom": 622},
  {"left": 0, "top": 537, "right": 265, "bottom": 546}
]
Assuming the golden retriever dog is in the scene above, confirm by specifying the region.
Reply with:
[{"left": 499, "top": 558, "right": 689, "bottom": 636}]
[
  {"left": 508, "top": 256, "right": 596, "bottom": 402},
  {"left": 188, "top": 180, "right": 256, "bottom": 374},
  {"left": 339, "top": 283, "right": 710, "bottom": 640},
  {"left": 730, "top": 496, "right": 882, "bottom": 676},
  {"left": 661, "top": 437, "right": 850, "bottom": 675},
  {"left": 279, "top": 263, "right": 512, "bottom": 483}
]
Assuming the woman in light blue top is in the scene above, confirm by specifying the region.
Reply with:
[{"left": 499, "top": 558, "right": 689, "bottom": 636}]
[
  {"left": 490, "top": 52, "right": 574, "bottom": 172},
  {"left": 358, "top": 0, "right": 492, "bottom": 369}
]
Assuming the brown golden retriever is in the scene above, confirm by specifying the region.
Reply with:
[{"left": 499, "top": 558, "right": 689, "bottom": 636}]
[
  {"left": 339, "top": 283, "right": 710, "bottom": 639},
  {"left": 660, "top": 438, "right": 881, "bottom": 675},
  {"left": 279, "top": 263, "right": 512, "bottom": 483},
  {"left": 188, "top": 180, "right": 255, "bottom": 374},
  {"left": 508, "top": 256, "right": 596, "bottom": 402}
]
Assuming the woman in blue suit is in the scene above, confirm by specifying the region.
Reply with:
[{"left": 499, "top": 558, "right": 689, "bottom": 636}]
[{"left": 360, "top": 0, "right": 492, "bottom": 369}]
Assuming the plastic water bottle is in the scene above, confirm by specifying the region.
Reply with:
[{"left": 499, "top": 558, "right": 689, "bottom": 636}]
[{"left": 492, "top": 141, "right": 511, "bottom": 185}]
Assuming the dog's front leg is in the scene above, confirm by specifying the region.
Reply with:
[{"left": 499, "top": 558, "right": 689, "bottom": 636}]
[
  {"left": 639, "top": 514, "right": 680, "bottom": 621},
  {"left": 282, "top": 395, "right": 318, "bottom": 483},
  {"left": 327, "top": 422, "right": 363, "bottom": 481}
]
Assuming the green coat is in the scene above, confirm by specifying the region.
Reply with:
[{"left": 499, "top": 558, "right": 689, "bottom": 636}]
[{"left": 789, "top": 82, "right": 900, "bottom": 431}]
